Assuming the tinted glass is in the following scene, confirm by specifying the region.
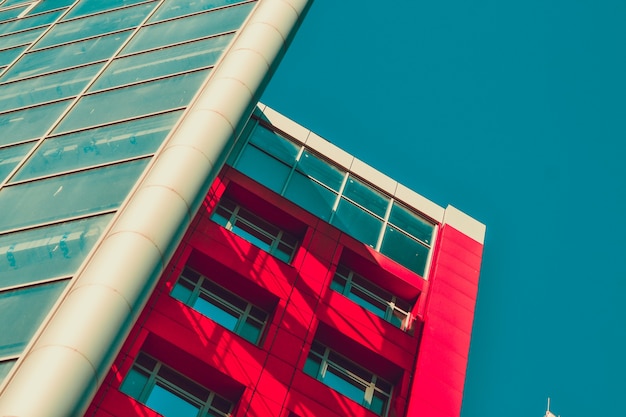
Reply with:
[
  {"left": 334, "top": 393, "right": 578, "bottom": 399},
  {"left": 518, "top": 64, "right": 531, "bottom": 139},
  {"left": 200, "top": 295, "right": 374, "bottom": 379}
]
[
  {"left": 0, "top": 359, "right": 15, "bottom": 384},
  {"left": 235, "top": 145, "right": 290, "bottom": 194},
  {"left": 13, "top": 111, "right": 182, "bottom": 181},
  {"left": 1, "top": 31, "right": 132, "bottom": 82},
  {"left": 0, "top": 279, "right": 67, "bottom": 356},
  {"left": 0, "top": 159, "right": 148, "bottom": 232},
  {"left": 0, "top": 63, "right": 101, "bottom": 113},
  {"left": 0, "top": 142, "right": 30, "bottom": 182},
  {"left": 0, "top": 100, "right": 71, "bottom": 147},
  {"left": 0, "top": 45, "right": 26, "bottom": 67},
  {"left": 55, "top": 70, "right": 208, "bottom": 132},
  {"left": 123, "top": 2, "right": 254, "bottom": 54},
  {"left": 283, "top": 172, "right": 336, "bottom": 221},
  {"left": 0, "top": 214, "right": 114, "bottom": 289},
  {"left": 0, "top": 9, "right": 63, "bottom": 36},
  {"left": 248, "top": 125, "right": 299, "bottom": 165},
  {"left": 0, "top": 5, "right": 27, "bottom": 22},
  {"left": 146, "top": 383, "right": 200, "bottom": 417},
  {"left": 297, "top": 150, "right": 344, "bottom": 191},
  {"left": 0, "top": 26, "right": 45, "bottom": 50},
  {"left": 388, "top": 202, "right": 433, "bottom": 244},
  {"left": 64, "top": 0, "right": 149, "bottom": 19},
  {"left": 194, "top": 295, "right": 239, "bottom": 330},
  {"left": 381, "top": 226, "right": 430, "bottom": 276},
  {"left": 29, "top": 0, "right": 75, "bottom": 14},
  {"left": 150, "top": 0, "right": 246, "bottom": 22},
  {"left": 332, "top": 199, "right": 382, "bottom": 247},
  {"left": 34, "top": 2, "right": 155, "bottom": 49},
  {"left": 91, "top": 34, "right": 231, "bottom": 90},
  {"left": 343, "top": 177, "right": 389, "bottom": 217}
]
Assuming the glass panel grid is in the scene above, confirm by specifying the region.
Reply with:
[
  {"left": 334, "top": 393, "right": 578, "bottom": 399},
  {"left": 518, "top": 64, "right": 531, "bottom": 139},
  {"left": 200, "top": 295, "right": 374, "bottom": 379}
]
[
  {"left": 233, "top": 122, "right": 437, "bottom": 276},
  {"left": 172, "top": 266, "right": 268, "bottom": 345}
]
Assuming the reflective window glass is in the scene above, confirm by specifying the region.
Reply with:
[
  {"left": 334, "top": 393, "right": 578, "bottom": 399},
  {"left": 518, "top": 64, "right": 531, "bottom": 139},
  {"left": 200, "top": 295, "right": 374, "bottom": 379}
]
[
  {"left": 0, "top": 142, "right": 30, "bottom": 182},
  {"left": 296, "top": 150, "right": 344, "bottom": 191},
  {"left": 388, "top": 202, "right": 434, "bottom": 245},
  {"left": 34, "top": 2, "right": 155, "bottom": 49},
  {"left": 235, "top": 145, "right": 290, "bottom": 194},
  {"left": 0, "top": 279, "right": 67, "bottom": 357},
  {"left": 247, "top": 125, "right": 300, "bottom": 165},
  {"left": 13, "top": 111, "right": 182, "bottom": 182},
  {"left": 122, "top": 2, "right": 254, "bottom": 54},
  {"left": 0, "top": 45, "right": 26, "bottom": 67},
  {"left": 0, "top": 158, "right": 148, "bottom": 232},
  {"left": 2, "top": 0, "right": 34, "bottom": 7},
  {"left": 64, "top": 0, "right": 149, "bottom": 20},
  {"left": 0, "top": 63, "right": 101, "bottom": 113},
  {"left": 0, "top": 359, "right": 15, "bottom": 384},
  {"left": 0, "top": 100, "right": 71, "bottom": 147},
  {"left": 0, "top": 9, "right": 63, "bottom": 36},
  {"left": 29, "top": 0, "right": 75, "bottom": 14},
  {"left": 0, "top": 26, "right": 45, "bottom": 50},
  {"left": 55, "top": 69, "right": 207, "bottom": 132},
  {"left": 0, "top": 214, "right": 113, "bottom": 289},
  {"left": 0, "top": 5, "right": 27, "bottom": 23},
  {"left": 332, "top": 199, "right": 383, "bottom": 247},
  {"left": 381, "top": 226, "right": 430, "bottom": 276},
  {"left": 283, "top": 172, "right": 336, "bottom": 221},
  {"left": 91, "top": 34, "right": 232, "bottom": 90},
  {"left": 150, "top": 0, "right": 247, "bottom": 22},
  {"left": 1, "top": 30, "right": 132, "bottom": 82},
  {"left": 343, "top": 177, "right": 389, "bottom": 218}
]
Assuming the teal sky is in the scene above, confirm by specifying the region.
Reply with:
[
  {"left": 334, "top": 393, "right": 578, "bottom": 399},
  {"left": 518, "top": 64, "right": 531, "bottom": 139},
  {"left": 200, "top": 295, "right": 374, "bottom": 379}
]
[{"left": 262, "top": 1, "right": 626, "bottom": 416}]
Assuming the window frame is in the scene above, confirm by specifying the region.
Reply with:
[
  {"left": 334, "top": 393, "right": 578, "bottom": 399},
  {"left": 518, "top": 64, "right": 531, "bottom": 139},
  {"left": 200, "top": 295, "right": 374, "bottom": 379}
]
[
  {"left": 304, "top": 341, "right": 392, "bottom": 417},
  {"left": 330, "top": 265, "right": 413, "bottom": 331},
  {"left": 120, "top": 352, "right": 233, "bottom": 417},
  {"left": 211, "top": 197, "right": 299, "bottom": 263},
  {"left": 171, "top": 266, "right": 270, "bottom": 345}
]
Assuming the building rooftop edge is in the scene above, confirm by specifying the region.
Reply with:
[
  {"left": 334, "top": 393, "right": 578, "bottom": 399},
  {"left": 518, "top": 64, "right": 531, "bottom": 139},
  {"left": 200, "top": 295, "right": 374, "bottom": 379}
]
[{"left": 254, "top": 103, "right": 486, "bottom": 243}]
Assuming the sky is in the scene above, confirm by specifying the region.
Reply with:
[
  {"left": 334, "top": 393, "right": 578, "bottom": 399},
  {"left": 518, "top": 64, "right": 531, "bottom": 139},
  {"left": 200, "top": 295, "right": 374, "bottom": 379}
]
[{"left": 261, "top": 1, "right": 626, "bottom": 417}]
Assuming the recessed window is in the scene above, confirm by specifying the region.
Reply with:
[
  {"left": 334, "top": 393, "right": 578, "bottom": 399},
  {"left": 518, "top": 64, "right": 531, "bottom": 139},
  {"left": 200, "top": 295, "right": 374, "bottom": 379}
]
[
  {"left": 171, "top": 266, "right": 269, "bottom": 345},
  {"left": 120, "top": 352, "right": 233, "bottom": 417},
  {"left": 331, "top": 265, "right": 413, "bottom": 331},
  {"left": 304, "top": 341, "right": 392, "bottom": 417},
  {"left": 211, "top": 197, "right": 299, "bottom": 263}
]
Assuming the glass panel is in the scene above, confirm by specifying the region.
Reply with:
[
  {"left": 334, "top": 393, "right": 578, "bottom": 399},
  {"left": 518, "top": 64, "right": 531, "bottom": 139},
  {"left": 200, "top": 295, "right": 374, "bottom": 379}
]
[
  {"left": 332, "top": 199, "right": 382, "bottom": 247},
  {"left": 2, "top": 0, "right": 33, "bottom": 7},
  {"left": 303, "top": 355, "right": 321, "bottom": 378},
  {"left": 0, "top": 359, "right": 15, "bottom": 384},
  {"left": 0, "top": 26, "right": 45, "bottom": 50},
  {"left": 370, "top": 391, "right": 388, "bottom": 416},
  {"left": 91, "top": 34, "right": 231, "bottom": 90},
  {"left": 348, "top": 287, "right": 387, "bottom": 319},
  {"left": 0, "top": 142, "right": 30, "bottom": 182},
  {"left": 284, "top": 172, "right": 336, "bottom": 221},
  {"left": 146, "top": 383, "right": 200, "bottom": 417},
  {"left": 150, "top": 0, "right": 246, "bottom": 22},
  {"left": 0, "top": 159, "right": 148, "bottom": 232},
  {"left": 240, "top": 317, "right": 262, "bottom": 343},
  {"left": 381, "top": 226, "right": 430, "bottom": 276},
  {"left": 388, "top": 202, "right": 434, "bottom": 245},
  {"left": 158, "top": 366, "right": 210, "bottom": 401},
  {"left": 119, "top": 367, "right": 149, "bottom": 399},
  {"left": 297, "top": 151, "right": 344, "bottom": 191},
  {"left": 342, "top": 177, "right": 389, "bottom": 218},
  {"left": 171, "top": 279, "right": 194, "bottom": 304},
  {"left": 0, "top": 214, "right": 113, "bottom": 289},
  {"left": 235, "top": 145, "right": 290, "bottom": 194},
  {"left": 0, "top": 63, "right": 101, "bottom": 113},
  {"left": 231, "top": 218, "right": 273, "bottom": 251},
  {"left": 29, "top": 0, "right": 75, "bottom": 14},
  {"left": 13, "top": 111, "right": 182, "bottom": 181},
  {"left": 0, "top": 5, "right": 27, "bottom": 23},
  {"left": 0, "top": 279, "right": 67, "bottom": 357},
  {"left": 1, "top": 30, "right": 132, "bottom": 82},
  {"left": 248, "top": 125, "right": 299, "bottom": 165},
  {"left": 34, "top": 2, "right": 155, "bottom": 49},
  {"left": 0, "top": 100, "right": 71, "bottom": 147},
  {"left": 55, "top": 70, "right": 208, "bottom": 132},
  {"left": 0, "top": 45, "right": 26, "bottom": 67},
  {"left": 0, "top": 9, "right": 63, "bottom": 37},
  {"left": 123, "top": 2, "right": 254, "bottom": 54},
  {"left": 193, "top": 295, "right": 239, "bottom": 331},
  {"left": 64, "top": 0, "right": 150, "bottom": 20},
  {"left": 323, "top": 365, "right": 367, "bottom": 405}
]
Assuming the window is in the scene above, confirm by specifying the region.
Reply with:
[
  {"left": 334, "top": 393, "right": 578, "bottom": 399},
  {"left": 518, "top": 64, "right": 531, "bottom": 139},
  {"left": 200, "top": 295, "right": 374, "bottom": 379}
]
[
  {"left": 171, "top": 266, "right": 269, "bottom": 345},
  {"left": 211, "top": 197, "right": 298, "bottom": 263},
  {"left": 120, "top": 352, "right": 233, "bottom": 417},
  {"left": 304, "top": 341, "right": 392, "bottom": 417},
  {"left": 331, "top": 265, "right": 413, "bottom": 331}
]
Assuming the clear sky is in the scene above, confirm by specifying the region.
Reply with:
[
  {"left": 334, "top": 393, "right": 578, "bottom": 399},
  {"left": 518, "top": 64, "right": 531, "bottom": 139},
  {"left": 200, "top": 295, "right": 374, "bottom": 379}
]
[{"left": 261, "top": 1, "right": 626, "bottom": 417}]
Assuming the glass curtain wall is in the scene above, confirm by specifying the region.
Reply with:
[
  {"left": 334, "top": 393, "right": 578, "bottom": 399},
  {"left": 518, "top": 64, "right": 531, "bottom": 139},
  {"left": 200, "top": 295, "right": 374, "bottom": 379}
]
[{"left": 0, "top": 0, "right": 257, "bottom": 382}]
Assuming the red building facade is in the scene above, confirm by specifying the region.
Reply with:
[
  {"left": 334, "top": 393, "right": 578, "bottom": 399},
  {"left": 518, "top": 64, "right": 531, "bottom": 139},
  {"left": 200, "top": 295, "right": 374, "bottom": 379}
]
[{"left": 85, "top": 110, "right": 485, "bottom": 417}]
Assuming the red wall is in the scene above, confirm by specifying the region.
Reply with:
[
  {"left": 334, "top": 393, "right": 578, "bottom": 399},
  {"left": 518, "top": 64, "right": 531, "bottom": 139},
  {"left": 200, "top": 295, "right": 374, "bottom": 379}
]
[{"left": 85, "top": 167, "right": 482, "bottom": 417}]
